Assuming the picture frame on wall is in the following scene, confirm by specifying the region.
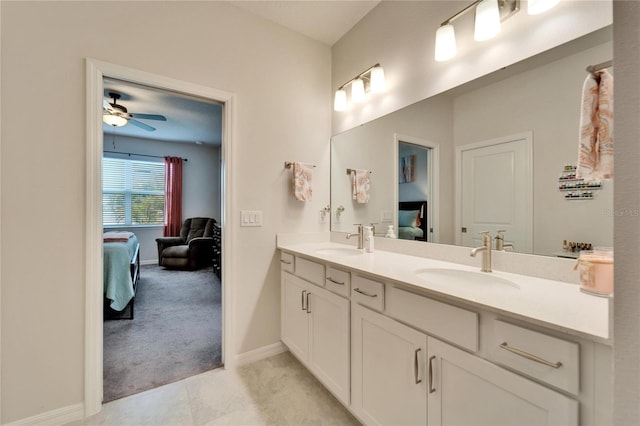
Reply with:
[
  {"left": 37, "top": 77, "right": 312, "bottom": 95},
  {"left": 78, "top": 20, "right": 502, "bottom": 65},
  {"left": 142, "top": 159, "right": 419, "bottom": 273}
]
[{"left": 400, "top": 155, "right": 416, "bottom": 183}]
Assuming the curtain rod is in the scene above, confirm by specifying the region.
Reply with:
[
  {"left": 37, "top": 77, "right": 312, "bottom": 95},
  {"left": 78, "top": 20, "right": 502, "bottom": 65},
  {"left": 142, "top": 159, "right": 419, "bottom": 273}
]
[{"left": 103, "top": 150, "right": 188, "bottom": 162}]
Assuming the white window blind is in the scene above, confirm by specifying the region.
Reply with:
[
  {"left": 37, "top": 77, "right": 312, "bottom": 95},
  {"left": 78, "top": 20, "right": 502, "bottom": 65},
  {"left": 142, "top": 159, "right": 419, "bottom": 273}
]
[{"left": 103, "top": 157, "right": 165, "bottom": 226}]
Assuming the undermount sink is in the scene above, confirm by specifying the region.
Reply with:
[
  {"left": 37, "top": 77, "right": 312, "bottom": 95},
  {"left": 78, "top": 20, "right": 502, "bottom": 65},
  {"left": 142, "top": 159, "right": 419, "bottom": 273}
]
[
  {"left": 415, "top": 268, "right": 519, "bottom": 289},
  {"left": 315, "top": 247, "right": 363, "bottom": 257}
]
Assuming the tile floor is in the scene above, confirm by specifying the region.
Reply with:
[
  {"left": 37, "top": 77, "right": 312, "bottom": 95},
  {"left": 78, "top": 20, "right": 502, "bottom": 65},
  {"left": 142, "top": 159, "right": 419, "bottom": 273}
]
[{"left": 70, "top": 352, "right": 360, "bottom": 426}]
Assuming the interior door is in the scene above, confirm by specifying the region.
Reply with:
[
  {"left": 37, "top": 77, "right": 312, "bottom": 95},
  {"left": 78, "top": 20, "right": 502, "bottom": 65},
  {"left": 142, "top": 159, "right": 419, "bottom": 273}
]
[{"left": 458, "top": 133, "right": 532, "bottom": 253}]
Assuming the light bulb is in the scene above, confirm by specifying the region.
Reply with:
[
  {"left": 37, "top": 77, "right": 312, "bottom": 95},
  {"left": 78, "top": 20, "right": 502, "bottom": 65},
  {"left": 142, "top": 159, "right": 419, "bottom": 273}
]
[
  {"left": 351, "top": 78, "right": 365, "bottom": 103},
  {"left": 333, "top": 89, "right": 347, "bottom": 112},
  {"left": 474, "top": 0, "right": 501, "bottom": 41},
  {"left": 103, "top": 114, "right": 128, "bottom": 127},
  {"left": 528, "top": 0, "right": 559, "bottom": 15},
  {"left": 370, "top": 66, "right": 385, "bottom": 93},
  {"left": 435, "top": 24, "right": 457, "bottom": 62}
]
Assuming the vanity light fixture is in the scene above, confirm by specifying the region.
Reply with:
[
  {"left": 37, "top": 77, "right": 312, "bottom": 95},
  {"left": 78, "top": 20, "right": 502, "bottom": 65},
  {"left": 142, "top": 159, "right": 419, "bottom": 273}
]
[
  {"left": 435, "top": 0, "right": 532, "bottom": 62},
  {"left": 333, "top": 63, "right": 385, "bottom": 111}
]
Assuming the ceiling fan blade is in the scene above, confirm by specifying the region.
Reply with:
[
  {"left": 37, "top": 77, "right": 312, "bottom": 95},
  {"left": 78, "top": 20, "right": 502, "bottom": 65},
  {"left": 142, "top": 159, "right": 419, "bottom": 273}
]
[
  {"left": 130, "top": 113, "right": 167, "bottom": 121},
  {"left": 128, "top": 119, "right": 156, "bottom": 132}
]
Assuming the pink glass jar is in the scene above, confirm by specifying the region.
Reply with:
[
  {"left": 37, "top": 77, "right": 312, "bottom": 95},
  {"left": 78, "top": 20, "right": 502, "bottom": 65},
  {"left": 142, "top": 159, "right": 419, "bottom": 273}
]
[{"left": 577, "top": 248, "right": 613, "bottom": 296}]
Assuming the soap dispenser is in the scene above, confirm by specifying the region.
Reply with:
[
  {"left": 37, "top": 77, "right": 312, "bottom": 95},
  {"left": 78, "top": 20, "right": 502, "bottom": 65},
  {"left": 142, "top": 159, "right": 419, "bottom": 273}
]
[
  {"left": 385, "top": 224, "right": 397, "bottom": 239},
  {"left": 364, "top": 226, "right": 374, "bottom": 253}
]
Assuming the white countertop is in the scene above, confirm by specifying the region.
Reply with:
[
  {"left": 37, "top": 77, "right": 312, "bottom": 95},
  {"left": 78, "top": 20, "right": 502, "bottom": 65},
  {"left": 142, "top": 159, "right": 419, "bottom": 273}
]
[{"left": 277, "top": 241, "right": 611, "bottom": 344}]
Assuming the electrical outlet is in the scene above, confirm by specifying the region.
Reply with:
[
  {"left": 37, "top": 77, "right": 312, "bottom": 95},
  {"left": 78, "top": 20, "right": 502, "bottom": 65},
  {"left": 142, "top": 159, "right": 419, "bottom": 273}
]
[{"left": 381, "top": 210, "right": 393, "bottom": 222}]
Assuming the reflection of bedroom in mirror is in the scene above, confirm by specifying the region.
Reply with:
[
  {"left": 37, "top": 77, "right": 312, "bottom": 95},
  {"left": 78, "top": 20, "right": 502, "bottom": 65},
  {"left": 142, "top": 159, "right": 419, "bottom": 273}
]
[{"left": 396, "top": 139, "right": 437, "bottom": 243}]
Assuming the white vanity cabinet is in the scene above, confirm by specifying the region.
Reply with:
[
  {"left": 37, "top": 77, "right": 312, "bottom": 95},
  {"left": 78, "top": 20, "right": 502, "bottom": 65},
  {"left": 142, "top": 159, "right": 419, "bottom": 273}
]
[
  {"left": 277, "top": 245, "right": 611, "bottom": 426},
  {"left": 428, "top": 337, "right": 578, "bottom": 426},
  {"left": 280, "top": 256, "right": 350, "bottom": 405},
  {"left": 351, "top": 302, "right": 427, "bottom": 425}
]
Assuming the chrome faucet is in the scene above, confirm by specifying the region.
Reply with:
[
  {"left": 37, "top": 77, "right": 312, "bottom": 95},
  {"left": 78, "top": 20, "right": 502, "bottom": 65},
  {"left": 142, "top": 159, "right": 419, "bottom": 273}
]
[
  {"left": 495, "top": 230, "right": 514, "bottom": 251},
  {"left": 470, "top": 231, "right": 492, "bottom": 272},
  {"left": 346, "top": 224, "right": 364, "bottom": 249}
]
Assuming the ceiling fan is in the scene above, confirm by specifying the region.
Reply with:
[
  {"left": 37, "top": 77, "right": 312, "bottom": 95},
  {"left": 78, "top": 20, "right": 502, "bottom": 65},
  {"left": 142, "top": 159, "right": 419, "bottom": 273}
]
[{"left": 102, "top": 92, "right": 167, "bottom": 132}]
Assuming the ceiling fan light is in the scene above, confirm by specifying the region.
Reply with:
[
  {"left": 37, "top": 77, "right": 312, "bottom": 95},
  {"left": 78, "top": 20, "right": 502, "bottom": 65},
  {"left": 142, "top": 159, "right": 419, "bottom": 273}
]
[
  {"left": 527, "top": 0, "right": 559, "bottom": 15},
  {"left": 435, "top": 24, "right": 457, "bottom": 62},
  {"left": 474, "top": 0, "right": 501, "bottom": 41},
  {"left": 370, "top": 66, "right": 386, "bottom": 93},
  {"left": 103, "top": 114, "right": 127, "bottom": 127},
  {"left": 351, "top": 78, "right": 366, "bottom": 103}
]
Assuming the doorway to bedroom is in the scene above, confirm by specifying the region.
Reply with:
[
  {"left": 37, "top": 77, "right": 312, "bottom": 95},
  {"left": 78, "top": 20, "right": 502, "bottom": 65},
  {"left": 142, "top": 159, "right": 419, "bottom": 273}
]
[{"left": 99, "top": 75, "right": 225, "bottom": 402}]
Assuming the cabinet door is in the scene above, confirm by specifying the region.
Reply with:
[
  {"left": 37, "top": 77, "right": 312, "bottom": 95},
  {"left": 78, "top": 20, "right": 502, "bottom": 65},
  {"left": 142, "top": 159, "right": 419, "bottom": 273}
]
[
  {"left": 281, "top": 272, "right": 309, "bottom": 361},
  {"left": 308, "top": 286, "right": 350, "bottom": 405},
  {"left": 352, "top": 303, "right": 427, "bottom": 426},
  {"left": 428, "top": 337, "right": 578, "bottom": 426}
]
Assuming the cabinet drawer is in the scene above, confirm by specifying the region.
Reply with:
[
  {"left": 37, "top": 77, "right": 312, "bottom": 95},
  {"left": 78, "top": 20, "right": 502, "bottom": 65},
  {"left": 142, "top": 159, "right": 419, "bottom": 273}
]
[
  {"left": 490, "top": 320, "right": 580, "bottom": 395},
  {"left": 351, "top": 275, "right": 384, "bottom": 311},
  {"left": 280, "top": 252, "right": 294, "bottom": 273},
  {"left": 325, "top": 266, "right": 350, "bottom": 298},
  {"left": 386, "top": 285, "right": 478, "bottom": 352},
  {"left": 296, "top": 257, "right": 325, "bottom": 287}
]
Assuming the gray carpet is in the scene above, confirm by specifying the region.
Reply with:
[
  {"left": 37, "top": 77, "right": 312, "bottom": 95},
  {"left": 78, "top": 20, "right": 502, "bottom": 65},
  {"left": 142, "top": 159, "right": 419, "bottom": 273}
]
[{"left": 103, "top": 264, "right": 222, "bottom": 402}]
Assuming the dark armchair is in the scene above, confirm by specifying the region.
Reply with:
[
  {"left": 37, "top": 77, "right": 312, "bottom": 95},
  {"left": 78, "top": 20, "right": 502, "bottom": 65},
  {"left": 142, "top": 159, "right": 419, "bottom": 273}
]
[{"left": 156, "top": 217, "right": 216, "bottom": 270}]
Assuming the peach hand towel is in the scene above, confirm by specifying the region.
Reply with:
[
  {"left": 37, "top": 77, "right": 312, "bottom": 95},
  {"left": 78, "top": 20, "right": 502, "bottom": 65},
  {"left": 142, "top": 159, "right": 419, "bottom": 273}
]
[
  {"left": 351, "top": 169, "right": 371, "bottom": 204},
  {"left": 293, "top": 162, "right": 313, "bottom": 201},
  {"left": 577, "top": 70, "right": 614, "bottom": 181}
]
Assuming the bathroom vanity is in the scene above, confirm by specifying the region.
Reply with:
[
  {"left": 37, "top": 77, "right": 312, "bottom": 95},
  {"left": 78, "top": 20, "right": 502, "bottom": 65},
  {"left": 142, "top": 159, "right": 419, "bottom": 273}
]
[{"left": 278, "top": 236, "right": 612, "bottom": 426}]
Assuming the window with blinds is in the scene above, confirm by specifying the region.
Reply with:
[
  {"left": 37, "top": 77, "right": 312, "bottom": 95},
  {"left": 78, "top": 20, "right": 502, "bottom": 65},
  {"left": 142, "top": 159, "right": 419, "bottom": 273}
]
[{"left": 103, "top": 157, "right": 165, "bottom": 226}]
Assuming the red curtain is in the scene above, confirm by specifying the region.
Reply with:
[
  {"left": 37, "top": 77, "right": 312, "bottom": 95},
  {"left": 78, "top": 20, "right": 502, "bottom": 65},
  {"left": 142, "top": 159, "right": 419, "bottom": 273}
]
[{"left": 163, "top": 156, "right": 183, "bottom": 236}]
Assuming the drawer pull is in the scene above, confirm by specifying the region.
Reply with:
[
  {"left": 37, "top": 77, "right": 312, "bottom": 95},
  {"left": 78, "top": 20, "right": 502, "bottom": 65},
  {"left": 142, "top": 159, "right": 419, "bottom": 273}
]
[
  {"left": 499, "top": 342, "right": 563, "bottom": 369},
  {"left": 280, "top": 259, "right": 292, "bottom": 265},
  {"left": 301, "top": 290, "right": 306, "bottom": 311},
  {"left": 428, "top": 355, "right": 436, "bottom": 393},
  {"left": 354, "top": 288, "right": 378, "bottom": 298},
  {"left": 414, "top": 348, "right": 422, "bottom": 384},
  {"left": 326, "top": 277, "right": 345, "bottom": 285},
  {"left": 306, "top": 292, "right": 311, "bottom": 314}
]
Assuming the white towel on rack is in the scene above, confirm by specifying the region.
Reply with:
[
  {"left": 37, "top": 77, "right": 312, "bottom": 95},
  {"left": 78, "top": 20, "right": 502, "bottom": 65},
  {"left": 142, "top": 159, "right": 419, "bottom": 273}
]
[
  {"left": 577, "top": 70, "right": 614, "bottom": 181},
  {"left": 292, "top": 162, "right": 313, "bottom": 201},
  {"left": 351, "top": 169, "right": 371, "bottom": 204}
]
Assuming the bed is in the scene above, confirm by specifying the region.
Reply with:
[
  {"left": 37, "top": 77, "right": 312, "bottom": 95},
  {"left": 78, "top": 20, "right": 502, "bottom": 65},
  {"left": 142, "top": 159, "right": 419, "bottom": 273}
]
[
  {"left": 103, "top": 231, "right": 140, "bottom": 320},
  {"left": 398, "top": 201, "right": 428, "bottom": 241}
]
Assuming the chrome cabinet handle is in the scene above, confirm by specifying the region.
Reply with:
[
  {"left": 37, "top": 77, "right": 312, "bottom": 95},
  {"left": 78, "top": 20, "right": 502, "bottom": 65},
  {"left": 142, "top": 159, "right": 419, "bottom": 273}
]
[
  {"left": 326, "top": 277, "right": 345, "bottom": 285},
  {"left": 414, "top": 348, "right": 422, "bottom": 384},
  {"left": 354, "top": 288, "right": 378, "bottom": 298},
  {"left": 428, "top": 356, "right": 436, "bottom": 393},
  {"left": 301, "top": 290, "right": 306, "bottom": 311},
  {"left": 499, "top": 342, "right": 563, "bottom": 369},
  {"left": 306, "top": 292, "right": 311, "bottom": 314},
  {"left": 280, "top": 259, "right": 292, "bottom": 265}
]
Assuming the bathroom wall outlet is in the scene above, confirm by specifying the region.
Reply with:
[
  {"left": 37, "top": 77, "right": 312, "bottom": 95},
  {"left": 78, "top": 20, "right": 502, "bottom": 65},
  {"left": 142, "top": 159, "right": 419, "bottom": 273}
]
[
  {"left": 240, "top": 210, "right": 263, "bottom": 227},
  {"left": 381, "top": 210, "right": 393, "bottom": 222}
]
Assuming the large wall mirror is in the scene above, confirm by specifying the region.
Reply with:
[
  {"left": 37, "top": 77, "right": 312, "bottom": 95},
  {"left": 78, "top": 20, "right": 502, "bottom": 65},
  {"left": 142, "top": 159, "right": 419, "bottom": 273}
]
[{"left": 331, "top": 27, "right": 613, "bottom": 257}]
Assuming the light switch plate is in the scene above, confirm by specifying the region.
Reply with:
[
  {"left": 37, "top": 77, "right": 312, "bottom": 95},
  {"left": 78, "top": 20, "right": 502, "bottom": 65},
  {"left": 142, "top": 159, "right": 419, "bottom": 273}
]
[{"left": 241, "top": 210, "right": 263, "bottom": 227}]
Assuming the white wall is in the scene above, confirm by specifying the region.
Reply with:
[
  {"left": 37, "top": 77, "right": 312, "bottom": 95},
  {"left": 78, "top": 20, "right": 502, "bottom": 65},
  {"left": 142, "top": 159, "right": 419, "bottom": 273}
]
[
  {"left": 332, "top": 0, "right": 613, "bottom": 134},
  {"left": 103, "top": 135, "right": 221, "bottom": 263},
  {"left": 1, "top": 2, "right": 330, "bottom": 423},
  {"left": 453, "top": 40, "right": 614, "bottom": 256}
]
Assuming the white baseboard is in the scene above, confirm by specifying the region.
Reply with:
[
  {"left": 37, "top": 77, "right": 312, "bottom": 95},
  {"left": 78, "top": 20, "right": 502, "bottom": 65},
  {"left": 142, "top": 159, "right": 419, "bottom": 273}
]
[
  {"left": 5, "top": 403, "right": 84, "bottom": 426},
  {"left": 234, "top": 341, "right": 287, "bottom": 366},
  {"left": 140, "top": 259, "right": 157, "bottom": 266}
]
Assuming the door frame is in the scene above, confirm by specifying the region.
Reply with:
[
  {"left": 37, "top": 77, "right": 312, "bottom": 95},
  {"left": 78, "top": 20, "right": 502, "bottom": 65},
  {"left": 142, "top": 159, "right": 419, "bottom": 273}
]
[
  {"left": 85, "top": 58, "right": 236, "bottom": 417},
  {"left": 393, "top": 133, "right": 440, "bottom": 243},
  {"left": 454, "top": 131, "right": 533, "bottom": 250}
]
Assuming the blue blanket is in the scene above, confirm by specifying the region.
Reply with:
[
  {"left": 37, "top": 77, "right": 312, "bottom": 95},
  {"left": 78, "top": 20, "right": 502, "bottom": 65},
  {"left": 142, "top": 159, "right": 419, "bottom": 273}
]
[{"left": 104, "top": 234, "right": 138, "bottom": 311}]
